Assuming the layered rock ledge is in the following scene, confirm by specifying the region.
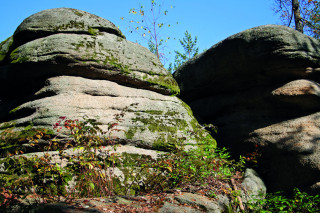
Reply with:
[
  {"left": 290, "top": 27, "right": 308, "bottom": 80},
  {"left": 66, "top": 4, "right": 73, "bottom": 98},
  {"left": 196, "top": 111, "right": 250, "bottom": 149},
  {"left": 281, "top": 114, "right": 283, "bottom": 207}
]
[
  {"left": 0, "top": 8, "right": 212, "bottom": 153},
  {"left": 174, "top": 25, "right": 320, "bottom": 194}
]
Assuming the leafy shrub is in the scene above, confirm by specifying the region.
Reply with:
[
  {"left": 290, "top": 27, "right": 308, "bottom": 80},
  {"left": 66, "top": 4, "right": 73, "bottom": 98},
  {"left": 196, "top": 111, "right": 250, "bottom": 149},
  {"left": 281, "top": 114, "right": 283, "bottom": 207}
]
[
  {"left": 247, "top": 188, "right": 320, "bottom": 212},
  {"left": 0, "top": 125, "right": 54, "bottom": 157},
  {"left": 0, "top": 116, "right": 247, "bottom": 210},
  {"left": 3, "top": 116, "right": 318, "bottom": 212}
]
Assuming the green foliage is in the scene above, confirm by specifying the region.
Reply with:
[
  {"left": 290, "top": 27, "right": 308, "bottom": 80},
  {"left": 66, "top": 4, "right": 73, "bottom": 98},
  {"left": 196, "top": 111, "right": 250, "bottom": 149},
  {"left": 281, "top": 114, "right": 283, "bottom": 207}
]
[
  {"left": 0, "top": 116, "right": 122, "bottom": 211},
  {"left": 0, "top": 115, "right": 247, "bottom": 210},
  {"left": 273, "top": 0, "right": 320, "bottom": 38},
  {"left": 2, "top": 116, "right": 319, "bottom": 212},
  {"left": 308, "top": 1, "right": 320, "bottom": 38},
  {"left": 168, "top": 30, "right": 199, "bottom": 72},
  {"left": 247, "top": 188, "right": 320, "bottom": 212},
  {"left": 0, "top": 125, "right": 54, "bottom": 157},
  {"left": 1, "top": 154, "right": 72, "bottom": 199},
  {"left": 140, "top": 139, "right": 246, "bottom": 195}
]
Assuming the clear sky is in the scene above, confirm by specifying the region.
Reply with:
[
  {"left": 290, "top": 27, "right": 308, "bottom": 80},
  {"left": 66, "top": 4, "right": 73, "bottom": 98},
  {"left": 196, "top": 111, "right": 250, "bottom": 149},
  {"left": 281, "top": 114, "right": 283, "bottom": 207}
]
[{"left": 0, "top": 0, "right": 280, "bottom": 67}]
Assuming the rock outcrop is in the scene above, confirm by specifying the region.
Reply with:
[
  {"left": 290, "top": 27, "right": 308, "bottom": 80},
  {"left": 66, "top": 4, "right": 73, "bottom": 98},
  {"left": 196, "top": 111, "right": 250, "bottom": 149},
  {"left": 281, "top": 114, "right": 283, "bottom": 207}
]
[
  {"left": 0, "top": 8, "right": 213, "bottom": 153},
  {"left": 0, "top": 8, "right": 178, "bottom": 97},
  {"left": 0, "top": 8, "right": 269, "bottom": 212},
  {"left": 174, "top": 25, "right": 320, "bottom": 194}
]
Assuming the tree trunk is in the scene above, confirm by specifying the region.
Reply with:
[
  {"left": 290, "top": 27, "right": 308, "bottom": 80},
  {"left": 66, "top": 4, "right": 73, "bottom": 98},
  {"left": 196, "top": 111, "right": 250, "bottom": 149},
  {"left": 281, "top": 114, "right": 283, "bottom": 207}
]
[{"left": 292, "top": 0, "right": 304, "bottom": 33}]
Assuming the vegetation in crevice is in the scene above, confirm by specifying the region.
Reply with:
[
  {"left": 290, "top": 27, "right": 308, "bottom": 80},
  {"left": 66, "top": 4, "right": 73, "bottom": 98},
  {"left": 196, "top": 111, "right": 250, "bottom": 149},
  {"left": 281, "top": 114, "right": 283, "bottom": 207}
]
[
  {"left": 88, "top": 27, "right": 99, "bottom": 36},
  {"left": 9, "top": 47, "right": 30, "bottom": 64},
  {"left": 49, "top": 20, "right": 85, "bottom": 32}
]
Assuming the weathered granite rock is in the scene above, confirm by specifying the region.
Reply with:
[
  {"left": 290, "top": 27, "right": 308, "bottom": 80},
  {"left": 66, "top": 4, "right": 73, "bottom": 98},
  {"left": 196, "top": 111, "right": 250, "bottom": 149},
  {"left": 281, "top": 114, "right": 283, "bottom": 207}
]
[
  {"left": 0, "top": 8, "right": 179, "bottom": 98},
  {"left": 159, "top": 202, "right": 202, "bottom": 213},
  {"left": 174, "top": 192, "right": 228, "bottom": 212},
  {"left": 14, "top": 7, "right": 125, "bottom": 47},
  {"left": 0, "top": 8, "right": 213, "bottom": 155},
  {"left": 174, "top": 25, "right": 320, "bottom": 100},
  {"left": 0, "top": 36, "right": 13, "bottom": 63},
  {"left": 247, "top": 112, "right": 320, "bottom": 193},
  {"left": 241, "top": 168, "right": 266, "bottom": 202},
  {"left": 2, "top": 76, "right": 209, "bottom": 151},
  {"left": 174, "top": 25, "right": 320, "bottom": 193},
  {"left": 0, "top": 9, "right": 271, "bottom": 213}
]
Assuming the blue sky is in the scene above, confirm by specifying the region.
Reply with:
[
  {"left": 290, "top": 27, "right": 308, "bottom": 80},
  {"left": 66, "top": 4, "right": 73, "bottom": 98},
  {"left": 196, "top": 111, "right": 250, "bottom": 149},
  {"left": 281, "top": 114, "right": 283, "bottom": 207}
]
[{"left": 1, "top": 0, "right": 279, "bottom": 67}]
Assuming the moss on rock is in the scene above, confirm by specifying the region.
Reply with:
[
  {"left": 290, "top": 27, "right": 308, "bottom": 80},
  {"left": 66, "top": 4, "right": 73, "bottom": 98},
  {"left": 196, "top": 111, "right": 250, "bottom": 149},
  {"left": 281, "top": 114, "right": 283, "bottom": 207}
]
[
  {"left": 10, "top": 48, "right": 29, "bottom": 64},
  {"left": 0, "top": 36, "right": 14, "bottom": 63},
  {"left": 145, "top": 74, "right": 180, "bottom": 96},
  {"left": 88, "top": 27, "right": 99, "bottom": 36}
]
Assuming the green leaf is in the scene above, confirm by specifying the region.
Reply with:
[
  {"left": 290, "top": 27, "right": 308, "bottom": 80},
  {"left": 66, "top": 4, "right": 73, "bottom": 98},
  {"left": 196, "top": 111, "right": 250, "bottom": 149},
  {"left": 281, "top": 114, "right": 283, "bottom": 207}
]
[{"left": 89, "top": 182, "right": 95, "bottom": 190}]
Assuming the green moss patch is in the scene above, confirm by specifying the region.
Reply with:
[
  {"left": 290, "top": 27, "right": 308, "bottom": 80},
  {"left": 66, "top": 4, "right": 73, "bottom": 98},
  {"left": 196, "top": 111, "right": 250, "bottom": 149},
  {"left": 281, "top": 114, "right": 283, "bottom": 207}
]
[
  {"left": 145, "top": 74, "right": 180, "bottom": 96},
  {"left": 10, "top": 48, "right": 29, "bottom": 64},
  {"left": 125, "top": 127, "right": 137, "bottom": 140},
  {"left": 9, "top": 106, "right": 20, "bottom": 114},
  {"left": 0, "top": 36, "right": 14, "bottom": 63},
  {"left": 88, "top": 27, "right": 99, "bottom": 36},
  {"left": 72, "top": 9, "right": 84, "bottom": 17},
  {"left": 0, "top": 121, "right": 17, "bottom": 130},
  {"left": 104, "top": 55, "right": 130, "bottom": 74},
  {"left": 144, "top": 110, "right": 163, "bottom": 115},
  {"left": 152, "top": 133, "right": 185, "bottom": 151},
  {"left": 132, "top": 115, "right": 187, "bottom": 135},
  {"left": 50, "top": 20, "right": 85, "bottom": 31}
]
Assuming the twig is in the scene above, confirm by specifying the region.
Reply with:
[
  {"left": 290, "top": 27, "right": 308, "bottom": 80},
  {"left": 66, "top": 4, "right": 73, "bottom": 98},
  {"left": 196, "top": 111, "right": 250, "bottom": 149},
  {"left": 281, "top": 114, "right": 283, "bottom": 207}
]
[{"left": 231, "top": 178, "right": 245, "bottom": 211}]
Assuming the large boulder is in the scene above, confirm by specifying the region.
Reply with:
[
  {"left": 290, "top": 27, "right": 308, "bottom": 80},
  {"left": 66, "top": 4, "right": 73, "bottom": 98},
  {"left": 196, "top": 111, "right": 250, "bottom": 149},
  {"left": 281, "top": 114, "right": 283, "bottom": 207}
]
[
  {"left": 173, "top": 25, "right": 320, "bottom": 194},
  {"left": 0, "top": 8, "right": 213, "bottom": 154},
  {"left": 0, "top": 8, "right": 179, "bottom": 99}
]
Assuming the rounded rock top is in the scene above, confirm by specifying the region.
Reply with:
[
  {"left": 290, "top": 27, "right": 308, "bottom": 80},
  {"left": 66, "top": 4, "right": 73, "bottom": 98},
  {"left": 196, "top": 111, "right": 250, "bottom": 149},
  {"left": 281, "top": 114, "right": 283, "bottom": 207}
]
[{"left": 14, "top": 8, "right": 125, "bottom": 46}]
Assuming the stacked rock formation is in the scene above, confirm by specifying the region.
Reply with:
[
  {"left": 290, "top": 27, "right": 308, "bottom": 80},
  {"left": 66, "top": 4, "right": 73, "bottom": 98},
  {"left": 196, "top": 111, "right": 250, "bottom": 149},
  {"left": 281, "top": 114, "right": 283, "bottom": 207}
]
[
  {"left": 174, "top": 25, "right": 320, "bottom": 194},
  {"left": 0, "top": 8, "right": 214, "bottom": 153}
]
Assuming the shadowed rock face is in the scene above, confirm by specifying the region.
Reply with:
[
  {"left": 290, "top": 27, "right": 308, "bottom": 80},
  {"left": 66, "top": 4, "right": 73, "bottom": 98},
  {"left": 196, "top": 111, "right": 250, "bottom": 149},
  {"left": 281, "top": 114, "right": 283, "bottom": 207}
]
[
  {"left": 0, "top": 8, "right": 214, "bottom": 154},
  {"left": 174, "top": 25, "right": 320, "bottom": 194}
]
